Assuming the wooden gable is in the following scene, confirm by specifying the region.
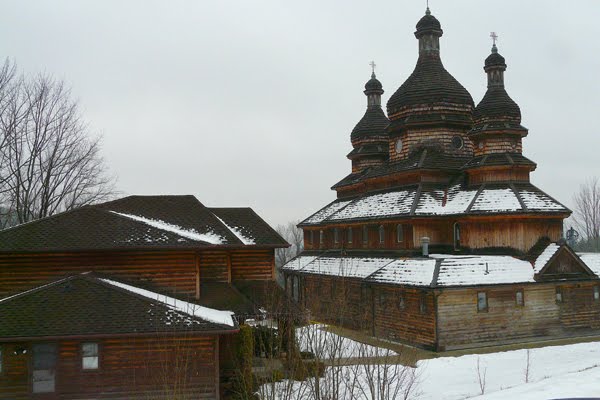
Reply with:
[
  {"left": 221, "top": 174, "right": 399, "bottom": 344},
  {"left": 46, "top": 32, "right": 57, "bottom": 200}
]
[{"left": 536, "top": 245, "right": 596, "bottom": 281}]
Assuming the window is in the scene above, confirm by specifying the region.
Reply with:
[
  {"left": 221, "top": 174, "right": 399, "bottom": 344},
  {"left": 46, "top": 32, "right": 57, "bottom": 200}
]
[
  {"left": 347, "top": 227, "right": 353, "bottom": 244},
  {"left": 33, "top": 344, "right": 57, "bottom": 393},
  {"left": 379, "top": 225, "right": 385, "bottom": 245},
  {"left": 379, "top": 292, "right": 386, "bottom": 306},
  {"left": 516, "top": 290, "right": 524, "bottom": 306},
  {"left": 292, "top": 277, "right": 300, "bottom": 302},
  {"left": 594, "top": 286, "right": 600, "bottom": 302},
  {"left": 309, "top": 231, "right": 314, "bottom": 246},
  {"left": 319, "top": 230, "right": 324, "bottom": 247},
  {"left": 453, "top": 223, "right": 461, "bottom": 250},
  {"left": 360, "top": 285, "right": 370, "bottom": 302},
  {"left": 419, "top": 293, "right": 427, "bottom": 314},
  {"left": 398, "top": 294, "right": 405, "bottom": 310},
  {"left": 82, "top": 343, "right": 99, "bottom": 370},
  {"left": 334, "top": 228, "right": 339, "bottom": 244},
  {"left": 451, "top": 135, "right": 464, "bottom": 150},
  {"left": 396, "top": 224, "right": 403, "bottom": 243},
  {"left": 477, "top": 292, "right": 488, "bottom": 312},
  {"left": 362, "top": 226, "right": 368, "bottom": 245},
  {"left": 556, "top": 287, "right": 563, "bottom": 303}
]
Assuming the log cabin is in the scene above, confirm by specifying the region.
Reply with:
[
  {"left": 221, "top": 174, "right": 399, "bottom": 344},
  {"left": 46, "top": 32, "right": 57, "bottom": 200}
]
[
  {"left": 0, "top": 195, "right": 289, "bottom": 399},
  {"left": 282, "top": 8, "right": 600, "bottom": 351}
]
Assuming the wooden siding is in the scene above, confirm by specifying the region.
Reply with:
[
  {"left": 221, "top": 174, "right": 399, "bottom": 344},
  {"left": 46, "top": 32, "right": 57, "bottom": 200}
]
[
  {"left": 0, "top": 251, "right": 198, "bottom": 300},
  {"left": 437, "top": 282, "right": 600, "bottom": 351},
  {"left": 0, "top": 335, "right": 219, "bottom": 400},
  {"left": 390, "top": 128, "right": 473, "bottom": 162},
  {"left": 303, "top": 224, "right": 413, "bottom": 251},
  {"left": 467, "top": 167, "right": 531, "bottom": 185},
  {"left": 371, "top": 285, "right": 437, "bottom": 349},
  {"left": 0, "top": 248, "right": 276, "bottom": 300}
]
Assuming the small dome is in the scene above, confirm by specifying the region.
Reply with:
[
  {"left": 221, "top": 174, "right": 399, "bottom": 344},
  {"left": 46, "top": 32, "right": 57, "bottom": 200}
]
[
  {"left": 351, "top": 106, "right": 389, "bottom": 140},
  {"left": 415, "top": 8, "right": 442, "bottom": 38},
  {"left": 365, "top": 74, "right": 383, "bottom": 91},
  {"left": 473, "top": 87, "right": 521, "bottom": 122},
  {"left": 485, "top": 45, "right": 506, "bottom": 68}
]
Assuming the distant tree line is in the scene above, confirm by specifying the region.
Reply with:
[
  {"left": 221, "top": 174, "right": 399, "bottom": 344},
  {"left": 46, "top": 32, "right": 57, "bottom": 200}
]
[
  {"left": 571, "top": 177, "right": 600, "bottom": 252},
  {"left": 0, "top": 59, "right": 115, "bottom": 229}
]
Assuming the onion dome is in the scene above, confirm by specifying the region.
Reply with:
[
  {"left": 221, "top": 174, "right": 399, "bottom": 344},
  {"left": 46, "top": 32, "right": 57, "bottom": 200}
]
[
  {"left": 350, "top": 72, "right": 389, "bottom": 140},
  {"left": 387, "top": 9, "right": 473, "bottom": 128},
  {"left": 470, "top": 44, "right": 526, "bottom": 134}
]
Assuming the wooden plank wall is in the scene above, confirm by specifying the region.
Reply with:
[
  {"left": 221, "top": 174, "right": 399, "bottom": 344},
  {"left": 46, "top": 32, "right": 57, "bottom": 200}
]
[
  {"left": 0, "top": 251, "right": 198, "bottom": 299},
  {"left": 371, "top": 285, "right": 437, "bottom": 349},
  {"left": 437, "top": 282, "right": 600, "bottom": 350},
  {"left": 230, "top": 249, "right": 274, "bottom": 281},
  {"left": 0, "top": 335, "right": 218, "bottom": 400}
]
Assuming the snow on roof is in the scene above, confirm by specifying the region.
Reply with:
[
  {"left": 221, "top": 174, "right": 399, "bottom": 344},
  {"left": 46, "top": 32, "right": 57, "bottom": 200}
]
[
  {"left": 470, "top": 188, "right": 521, "bottom": 213},
  {"left": 281, "top": 255, "right": 319, "bottom": 271},
  {"left": 415, "top": 185, "right": 478, "bottom": 215},
  {"left": 100, "top": 278, "right": 235, "bottom": 327},
  {"left": 433, "top": 255, "right": 535, "bottom": 286},
  {"left": 304, "top": 200, "right": 352, "bottom": 224},
  {"left": 533, "top": 243, "right": 560, "bottom": 273},
  {"left": 578, "top": 253, "right": 600, "bottom": 276},
  {"left": 367, "top": 258, "right": 437, "bottom": 286},
  {"left": 329, "top": 190, "right": 415, "bottom": 221},
  {"left": 519, "top": 190, "right": 566, "bottom": 211},
  {"left": 111, "top": 211, "right": 225, "bottom": 244},
  {"left": 213, "top": 215, "right": 255, "bottom": 245},
  {"left": 299, "top": 257, "right": 396, "bottom": 279}
]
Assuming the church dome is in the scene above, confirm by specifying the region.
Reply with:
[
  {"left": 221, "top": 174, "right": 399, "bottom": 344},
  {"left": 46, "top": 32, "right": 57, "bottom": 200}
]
[
  {"left": 365, "top": 75, "right": 383, "bottom": 91},
  {"left": 351, "top": 107, "right": 389, "bottom": 140},
  {"left": 387, "top": 9, "right": 473, "bottom": 120}
]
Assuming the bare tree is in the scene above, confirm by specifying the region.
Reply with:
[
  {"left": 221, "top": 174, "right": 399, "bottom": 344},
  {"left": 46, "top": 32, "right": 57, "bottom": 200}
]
[
  {"left": 275, "top": 221, "right": 304, "bottom": 268},
  {"left": 0, "top": 70, "right": 115, "bottom": 228},
  {"left": 476, "top": 357, "right": 487, "bottom": 395},
  {"left": 572, "top": 177, "right": 600, "bottom": 251},
  {"left": 523, "top": 349, "right": 531, "bottom": 384}
]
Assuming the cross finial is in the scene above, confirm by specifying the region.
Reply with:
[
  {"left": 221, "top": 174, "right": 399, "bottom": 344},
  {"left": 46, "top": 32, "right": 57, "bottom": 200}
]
[
  {"left": 369, "top": 60, "right": 376, "bottom": 78},
  {"left": 490, "top": 32, "right": 498, "bottom": 46},
  {"left": 426, "top": 0, "right": 430, "bottom": 14}
]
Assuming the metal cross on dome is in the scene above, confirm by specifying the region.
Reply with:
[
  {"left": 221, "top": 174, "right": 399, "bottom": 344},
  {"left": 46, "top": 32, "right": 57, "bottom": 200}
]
[
  {"left": 490, "top": 32, "right": 498, "bottom": 45},
  {"left": 369, "top": 61, "right": 376, "bottom": 75}
]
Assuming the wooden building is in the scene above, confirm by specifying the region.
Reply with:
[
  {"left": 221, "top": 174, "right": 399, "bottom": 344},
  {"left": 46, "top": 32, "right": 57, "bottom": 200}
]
[
  {"left": 282, "top": 9, "right": 600, "bottom": 351},
  {"left": 0, "top": 195, "right": 288, "bottom": 398}
]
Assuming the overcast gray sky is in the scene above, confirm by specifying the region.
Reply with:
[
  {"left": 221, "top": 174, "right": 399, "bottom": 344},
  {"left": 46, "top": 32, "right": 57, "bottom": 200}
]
[{"left": 1, "top": 0, "right": 598, "bottom": 227}]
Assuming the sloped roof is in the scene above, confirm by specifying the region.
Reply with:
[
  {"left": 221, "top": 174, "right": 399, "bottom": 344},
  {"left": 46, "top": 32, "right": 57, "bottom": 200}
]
[
  {"left": 350, "top": 106, "right": 389, "bottom": 140},
  {"left": 0, "top": 273, "right": 237, "bottom": 339},
  {"left": 284, "top": 248, "right": 600, "bottom": 288},
  {"left": 301, "top": 182, "right": 569, "bottom": 226},
  {"left": 0, "top": 195, "right": 288, "bottom": 253}
]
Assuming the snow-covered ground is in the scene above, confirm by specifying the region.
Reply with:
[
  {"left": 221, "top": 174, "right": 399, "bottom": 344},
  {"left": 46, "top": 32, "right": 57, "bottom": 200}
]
[{"left": 260, "top": 326, "right": 600, "bottom": 399}]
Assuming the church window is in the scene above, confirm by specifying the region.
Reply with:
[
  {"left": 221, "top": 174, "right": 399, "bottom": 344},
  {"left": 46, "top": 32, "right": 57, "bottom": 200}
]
[
  {"left": 556, "top": 287, "right": 563, "bottom": 303},
  {"left": 516, "top": 290, "right": 524, "bottom": 306},
  {"left": 319, "top": 230, "right": 324, "bottom": 247},
  {"left": 379, "top": 225, "right": 385, "bottom": 244},
  {"left": 594, "top": 286, "right": 599, "bottom": 301},
  {"left": 477, "top": 292, "right": 488, "bottom": 312},
  {"left": 419, "top": 293, "right": 427, "bottom": 314},
  {"left": 82, "top": 343, "right": 99, "bottom": 370},
  {"left": 379, "top": 292, "right": 387, "bottom": 306},
  {"left": 362, "top": 226, "right": 369, "bottom": 245},
  {"left": 451, "top": 135, "right": 464, "bottom": 150},
  {"left": 395, "top": 138, "right": 403, "bottom": 154},
  {"left": 453, "top": 223, "right": 461, "bottom": 250},
  {"left": 396, "top": 224, "right": 403, "bottom": 243},
  {"left": 347, "top": 227, "right": 353, "bottom": 244},
  {"left": 334, "top": 228, "right": 339, "bottom": 244},
  {"left": 398, "top": 293, "right": 405, "bottom": 310}
]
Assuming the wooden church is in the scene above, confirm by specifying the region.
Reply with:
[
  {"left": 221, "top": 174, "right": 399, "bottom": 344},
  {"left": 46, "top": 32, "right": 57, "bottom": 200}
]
[{"left": 283, "top": 8, "right": 600, "bottom": 351}]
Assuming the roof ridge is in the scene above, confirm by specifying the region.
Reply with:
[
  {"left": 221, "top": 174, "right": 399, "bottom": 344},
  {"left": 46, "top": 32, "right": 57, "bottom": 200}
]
[
  {"left": 466, "top": 183, "right": 486, "bottom": 213},
  {"left": 430, "top": 258, "right": 444, "bottom": 287},
  {"left": 0, "top": 275, "right": 76, "bottom": 304}
]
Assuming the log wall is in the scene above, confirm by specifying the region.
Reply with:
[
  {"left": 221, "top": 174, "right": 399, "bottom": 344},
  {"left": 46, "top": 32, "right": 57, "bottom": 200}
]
[
  {"left": 0, "top": 335, "right": 219, "bottom": 400},
  {"left": 437, "top": 282, "right": 600, "bottom": 350}
]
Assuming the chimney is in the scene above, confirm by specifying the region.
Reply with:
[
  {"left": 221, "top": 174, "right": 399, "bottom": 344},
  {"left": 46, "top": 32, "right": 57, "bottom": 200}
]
[{"left": 421, "top": 237, "right": 430, "bottom": 257}]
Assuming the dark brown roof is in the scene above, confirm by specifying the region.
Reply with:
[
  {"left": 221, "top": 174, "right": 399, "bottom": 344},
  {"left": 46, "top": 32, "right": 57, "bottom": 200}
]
[
  {"left": 387, "top": 53, "right": 473, "bottom": 118},
  {"left": 473, "top": 87, "right": 522, "bottom": 123},
  {"left": 463, "top": 153, "right": 536, "bottom": 169},
  {"left": 350, "top": 106, "right": 389, "bottom": 140},
  {"left": 0, "top": 195, "right": 288, "bottom": 253},
  {"left": 0, "top": 274, "right": 236, "bottom": 339}
]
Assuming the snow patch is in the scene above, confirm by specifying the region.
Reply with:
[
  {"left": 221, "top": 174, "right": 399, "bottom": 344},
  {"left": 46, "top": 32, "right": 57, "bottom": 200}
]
[
  {"left": 214, "top": 215, "right": 255, "bottom": 245},
  {"left": 111, "top": 211, "right": 224, "bottom": 244},
  {"left": 533, "top": 243, "right": 560, "bottom": 273},
  {"left": 100, "top": 278, "right": 235, "bottom": 327}
]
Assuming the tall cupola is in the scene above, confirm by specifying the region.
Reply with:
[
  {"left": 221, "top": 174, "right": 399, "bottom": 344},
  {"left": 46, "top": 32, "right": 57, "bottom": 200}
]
[
  {"left": 347, "top": 67, "right": 390, "bottom": 173},
  {"left": 386, "top": 9, "right": 474, "bottom": 163},
  {"left": 464, "top": 39, "right": 536, "bottom": 185}
]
